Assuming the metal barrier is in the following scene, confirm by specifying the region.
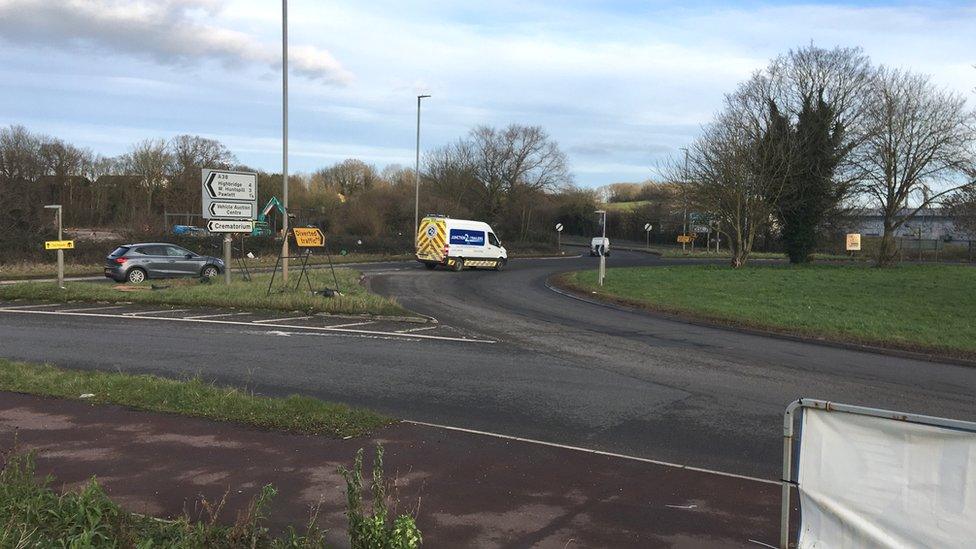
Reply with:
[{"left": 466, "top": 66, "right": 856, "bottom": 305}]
[{"left": 781, "top": 398, "right": 976, "bottom": 548}]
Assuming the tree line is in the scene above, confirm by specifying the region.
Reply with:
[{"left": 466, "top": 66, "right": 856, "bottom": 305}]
[{"left": 679, "top": 45, "right": 976, "bottom": 267}]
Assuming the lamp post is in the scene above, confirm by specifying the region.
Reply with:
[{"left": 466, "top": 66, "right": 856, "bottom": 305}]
[
  {"left": 414, "top": 94, "right": 431, "bottom": 241},
  {"left": 680, "top": 147, "right": 689, "bottom": 252},
  {"left": 281, "top": 0, "right": 290, "bottom": 282},
  {"left": 595, "top": 209, "right": 607, "bottom": 286},
  {"left": 44, "top": 204, "right": 64, "bottom": 289}
]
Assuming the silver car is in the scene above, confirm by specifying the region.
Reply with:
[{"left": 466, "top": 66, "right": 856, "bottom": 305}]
[{"left": 105, "top": 243, "right": 224, "bottom": 284}]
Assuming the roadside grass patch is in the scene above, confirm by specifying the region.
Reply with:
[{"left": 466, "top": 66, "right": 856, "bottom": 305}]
[
  {"left": 559, "top": 264, "right": 976, "bottom": 357},
  {"left": 0, "top": 269, "right": 413, "bottom": 317},
  {"left": 0, "top": 360, "right": 391, "bottom": 438}
]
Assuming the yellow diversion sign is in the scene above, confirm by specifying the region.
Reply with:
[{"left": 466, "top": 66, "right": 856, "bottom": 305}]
[
  {"left": 45, "top": 240, "right": 74, "bottom": 250},
  {"left": 292, "top": 227, "right": 325, "bottom": 247},
  {"left": 416, "top": 217, "right": 447, "bottom": 261}
]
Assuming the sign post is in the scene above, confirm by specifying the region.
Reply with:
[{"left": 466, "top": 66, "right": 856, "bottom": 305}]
[
  {"left": 644, "top": 222, "right": 652, "bottom": 249},
  {"left": 43, "top": 205, "right": 67, "bottom": 289},
  {"left": 554, "top": 223, "right": 563, "bottom": 251},
  {"left": 202, "top": 169, "right": 257, "bottom": 284}
]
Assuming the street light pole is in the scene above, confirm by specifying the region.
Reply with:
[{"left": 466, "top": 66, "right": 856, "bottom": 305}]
[
  {"left": 44, "top": 205, "right": 64, "bottom": 289},
  {"left": 281, "top": 0, "right": 290, "bottom": 283},
  {"left": 414, "top": 94, "right": 431, "bottom": 241},
  {"left": 680, "top": 147, "right": 689, "bottom": 252}
]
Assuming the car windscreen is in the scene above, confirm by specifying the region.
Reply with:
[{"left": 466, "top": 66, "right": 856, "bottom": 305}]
[{"left": 109, "top": 246, "right": 129, "bottom": 257}]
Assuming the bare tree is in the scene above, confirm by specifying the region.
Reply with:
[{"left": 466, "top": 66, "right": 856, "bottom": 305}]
[
  {"left": 121, "top": 138, "right": 173, "bottom": 217},
  {"left": 0, "top": 125, "right": 47, "bottom": 245},
  {"left": 854, "top": 68, "right": 975, "bottom": 266},
  {"left": 312, "top": 158, "right": 379, "bottom": 196},
  {"left": 166, "top": 135, "right": 235, "bottom": 213}
]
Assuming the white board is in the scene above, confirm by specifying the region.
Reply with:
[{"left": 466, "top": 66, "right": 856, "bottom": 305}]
[{"left": 797, "top": 407, "right": 976, "bottom": 548}]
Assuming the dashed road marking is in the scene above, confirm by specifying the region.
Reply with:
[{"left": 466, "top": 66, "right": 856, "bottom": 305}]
[
  {"left": 57, "top": 305, "right": 128, "bottom": 313},
  {"left": 328, "top": 320, "right": 376, "bottom": 328},
  {"left": 0, "top": 308, "right": 494, "bottom": 344},
  {"left": 252, "top": 316, "right": 314, "bottom": 324},
  {"left": 183, "top": 312, "right": 253, "bottom": 320},
  {"left": 123, "top": 309, "right": 190, "bottom": 317},
  {"left": 396, "top": 325, "right": 439, "bottom": 333}
]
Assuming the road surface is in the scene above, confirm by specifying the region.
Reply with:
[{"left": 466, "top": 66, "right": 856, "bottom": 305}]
[{"left": 2, "top": 251, "right": 974, "bottom": 479}]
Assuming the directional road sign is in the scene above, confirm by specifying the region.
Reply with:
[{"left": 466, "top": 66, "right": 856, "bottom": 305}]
[
  {"left": 207, "top": 219, "right": 254, "bottom": 233},
  {"left": 202, "top": 169, "right": 258, "bottom": 222},
  {"left": 208, "top": 201, "right": 255, "bottom": 219},
  {"left": 293, "top": 227, "right": 325, "bottom": 247},
  {"left": 45, "top": 240, "right": 74, "bottom": 250}
]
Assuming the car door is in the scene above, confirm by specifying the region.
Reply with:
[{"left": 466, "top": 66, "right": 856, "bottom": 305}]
[
  {"left": 487, "top": 232, "right": 504, "bottom": 258},
  {"left": 136, "top": 245, "right": 170, "bottom": 276},
  {"left": 164, "top": 245, "right": 200, "bottom": 276}
]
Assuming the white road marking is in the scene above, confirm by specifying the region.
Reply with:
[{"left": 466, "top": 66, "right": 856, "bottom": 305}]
[
  {"left": 0, "top": 309, "right": 494, "bottom": 343},
  {"left": 183, "top": 312, "right": 252, "bottom": 320},
  {"left": 327, "top": 320, "right": 375, "bottom": 328},
  {"left": 252, "top": 316, "right": 314, "bottom": 324},
  {"left": 403, "top": 420, "right": 779, "bottom": 485},
  {"left": 0, "top": 303, "right": 62, "bottom": 310},
  {"left": 396, "top": 325, "right": 438, "bottom": 333},
  {"left": 122, "top": 309, "right": 190, "bottom": 316},
  {"left": 56, "top": 305, "right": 127, "bottom": 313}
]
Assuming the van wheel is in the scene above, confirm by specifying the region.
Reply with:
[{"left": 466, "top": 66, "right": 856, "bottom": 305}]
[
  {"left": 126, "top": 268, "right": 147, "bottom": 284},
  {"left": 452, "top": 258, "right": 464, "bottom": 272},
  {"left": 494, "top": 258, "right": 506, "bottom": 271}
]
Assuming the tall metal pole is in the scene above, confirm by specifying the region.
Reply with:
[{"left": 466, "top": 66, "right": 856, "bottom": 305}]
[
  {"left": 414, "top": 94, "right": 430, "bottom": 241},
  {"left": 596, "top": 210, "right": 606, "bottom": 287},
  {"left": 281, "top": 0, "right": 290, "bottom": 282},
  {"left": 56, "top": 206, "right": 64, "bottom": 289},
  {"left": 681, "top": 147, "right": 689, "bottom": 252}
]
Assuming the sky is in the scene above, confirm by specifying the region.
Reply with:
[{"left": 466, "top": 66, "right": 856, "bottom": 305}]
[{"left": 0, "top": 0, "right": 973, "bottom": 187}]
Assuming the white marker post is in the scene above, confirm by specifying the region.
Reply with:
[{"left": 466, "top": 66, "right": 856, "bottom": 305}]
[
  {"left": 555, "top": 222, "right": 563, "bottom": 252},
  {"left": 644, "top": 222, "right": 652, "bottom": 249}
]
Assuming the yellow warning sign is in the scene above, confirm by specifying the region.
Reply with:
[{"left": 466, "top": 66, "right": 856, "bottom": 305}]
[
  {"left": 677, "top": 235, "right": 695, "bottom": 244},
  {"left": 45, "top": 240, "right": 74, "bottom": 250},
  {"left": 292, "top": 227, "right": 325, "bottom": 247}
]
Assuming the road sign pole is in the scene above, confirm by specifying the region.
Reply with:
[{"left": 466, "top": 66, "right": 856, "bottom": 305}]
[
  {"left": 56, "top": 207, "right": 64, "bottom": 289},
  {"left": 223, "top": 233, "right": 232, "bottom": 285}
]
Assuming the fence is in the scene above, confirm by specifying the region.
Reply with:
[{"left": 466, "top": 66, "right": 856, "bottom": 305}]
[{"left": 781, "top": 399, "right": 976, "bottom": 548}]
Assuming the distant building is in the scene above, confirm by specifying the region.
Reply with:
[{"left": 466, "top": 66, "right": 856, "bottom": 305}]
[{"left": 850, "top": 208, "right": 974, "bottom": 240}]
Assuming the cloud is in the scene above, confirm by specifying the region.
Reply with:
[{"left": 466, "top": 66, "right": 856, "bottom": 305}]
[{"left": 0, "top": 0, "right": 352, "bottom": 84}]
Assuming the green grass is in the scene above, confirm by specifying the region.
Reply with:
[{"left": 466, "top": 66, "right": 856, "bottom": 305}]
[
  {"left": 0, "top": 269, "right": 414, "bottom": 317},
  {"left": 0, "top": 359, "right": 391, "bottom": 438},
  {"left": 559, "top": 264, "right": 976, "bottom": 357},
  {"left": 0, "top": 253, "right": 414, "bottom": 281},
  {"left": 0, "top": 452, "right": 331, "bottom": 548}
]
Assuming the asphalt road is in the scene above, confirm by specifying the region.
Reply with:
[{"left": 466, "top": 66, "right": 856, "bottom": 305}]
[{"left": 2, "top": 250, "right": 975, "bottom": 479}]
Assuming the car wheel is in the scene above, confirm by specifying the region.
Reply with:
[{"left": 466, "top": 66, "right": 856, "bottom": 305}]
[
  {"left": 126, "top": 268, "right": 147, "bottom": 284},
  {"left": 494, "top": 258, "right": 506, "bottom": 271},
  {"left": 452, "top": 258, "right": 464, "bottom": 272},
  {"left": 201, "top": 265, "right": 219, "bottom": 279}
]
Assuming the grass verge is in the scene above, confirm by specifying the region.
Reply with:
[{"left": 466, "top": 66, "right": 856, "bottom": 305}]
[
  {"left": 0, "top": 359, "right": 392, "bottom": 438},
  {"left": 556, "top": 264, "right": 976, "bottom": 359},
  {"left": 0, "top": 253, "right": 414, "bottom": 281},
  {"left": 0, "top": 269, "right": 414, "bottom": 317}
]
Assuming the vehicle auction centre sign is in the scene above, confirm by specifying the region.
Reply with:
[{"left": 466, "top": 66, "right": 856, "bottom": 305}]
[{"left": 293, "top": 227, "right": 325, "bottom": 247}]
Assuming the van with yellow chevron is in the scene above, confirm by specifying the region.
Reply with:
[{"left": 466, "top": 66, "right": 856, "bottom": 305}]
[{"left": 416, "top": 215, "right": 507, "bottom": 271}]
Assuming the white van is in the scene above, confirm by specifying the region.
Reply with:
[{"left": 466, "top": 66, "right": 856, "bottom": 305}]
[
  {"left": 590, "top": 237, "right": 610, "bottom": 256},
  {"left": 416, "top": 215, "right": 507, "bottom": 271}
]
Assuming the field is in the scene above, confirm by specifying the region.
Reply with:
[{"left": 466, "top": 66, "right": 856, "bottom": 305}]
[
  {"left": 559, "top": 264, "right": 976, "bottom": 357},
  {"left": 0, "top": 269, "right": 412, "bottom": 317}
]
